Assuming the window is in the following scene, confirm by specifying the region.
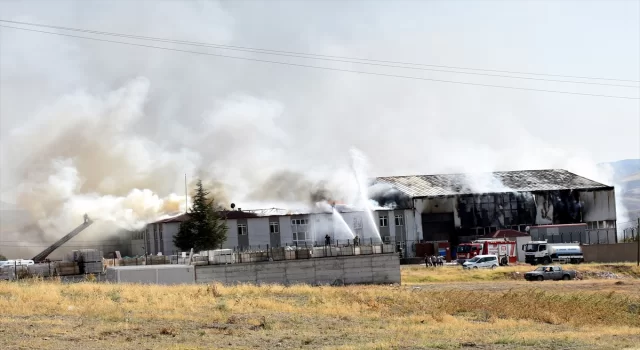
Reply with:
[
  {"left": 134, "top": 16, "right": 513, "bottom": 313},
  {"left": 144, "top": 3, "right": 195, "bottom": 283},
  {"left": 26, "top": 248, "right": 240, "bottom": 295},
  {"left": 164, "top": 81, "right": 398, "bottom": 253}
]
[
  {"left": 394, "top": 215, "right": 404, "bottom": 226},
  {"left": 237, "top": 224, "right": 248, "bottom": 235},
  {"left": 379, "top": 216, "right": 388, "bottom": 227},
  {"left": 293, "top": 232, "right": 308, "bottom": 241},
  {"left": 291, "top": 217, "right": 309, "bottom": 244},
  {"left": 269, "top": 222, "right": 279, "bottom": 234},
  {"left": 291, "top": 219, "right": 308, "bottom": 225}
]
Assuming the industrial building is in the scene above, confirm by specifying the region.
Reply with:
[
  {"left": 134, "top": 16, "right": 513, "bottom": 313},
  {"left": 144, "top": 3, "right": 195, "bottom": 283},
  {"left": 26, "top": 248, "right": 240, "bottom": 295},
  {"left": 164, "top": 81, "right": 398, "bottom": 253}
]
[
  {"left": 375, "top": 169, "right": 617, "bottom": 246},
  {"left": 134, "top": 169, "right": 617, "bottom": 259},
  {"left": 131, "top": 206, "right": 413, "bottom": 256}
]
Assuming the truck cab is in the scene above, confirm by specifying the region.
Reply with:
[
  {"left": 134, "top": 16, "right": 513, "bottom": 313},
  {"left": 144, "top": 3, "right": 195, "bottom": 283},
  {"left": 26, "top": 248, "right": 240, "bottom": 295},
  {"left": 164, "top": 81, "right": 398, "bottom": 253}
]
[
  {"left": 456, "top": 243, "right": 483, "bottom": 264},
  {"left": 523, "top": 241, "right": 549, "bottom": 265}
]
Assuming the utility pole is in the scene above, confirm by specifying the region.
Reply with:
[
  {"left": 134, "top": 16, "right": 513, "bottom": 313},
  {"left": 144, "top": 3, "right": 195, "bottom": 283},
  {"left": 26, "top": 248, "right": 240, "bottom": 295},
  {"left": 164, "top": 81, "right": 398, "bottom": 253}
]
[
  {"left": 185, "top": 174, "right": 188, "bottom": 214},
  {"left": 637, "top": 217, "right": 639, "bottom": 267}
]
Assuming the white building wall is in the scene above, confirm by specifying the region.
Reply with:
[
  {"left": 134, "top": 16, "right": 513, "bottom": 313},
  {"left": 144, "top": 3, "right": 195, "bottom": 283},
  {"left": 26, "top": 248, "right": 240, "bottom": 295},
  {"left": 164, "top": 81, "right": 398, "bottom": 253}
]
[
  {"left": 515, "top": 236, "right": 532, "bottom": 262},
  {"left": 222, "top": 219, "right": 238, "bottom": 249},
  {"left": 387, "top": 210, "right": 396, "bottom": 239},
  {"left": 309, "top": 213, "right": 334, "bottom": 243},
  {"left": 248, "top": 217, "right": 270, "bottom": 247},
  {"left": 403, "top": 209, "right": 416, "bottom": 241},
  {"left": 279, "top": 216, "right": 294, "bottom": 245},
  {"left": 161, "top": 222, "right": 180, "bottom": 254},
  {"left": 340, "top": 211, "right": 381, "bottom": 243}
]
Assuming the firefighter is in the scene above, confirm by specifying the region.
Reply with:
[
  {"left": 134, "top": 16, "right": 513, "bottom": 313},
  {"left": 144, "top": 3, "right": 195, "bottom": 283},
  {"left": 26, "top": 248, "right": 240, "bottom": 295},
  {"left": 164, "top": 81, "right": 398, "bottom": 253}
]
[
  {"left": 78, "top": 253, "right": 85, "bottom": 274},
  {"left": 325, "top": 234, "right": 331, "bottom": 246}
]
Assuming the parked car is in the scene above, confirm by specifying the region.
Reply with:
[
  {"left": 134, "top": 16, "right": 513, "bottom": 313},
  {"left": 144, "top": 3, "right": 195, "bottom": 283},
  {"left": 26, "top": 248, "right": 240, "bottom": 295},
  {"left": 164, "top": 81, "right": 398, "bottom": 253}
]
[
  {"left": 524, "top": 265, "right": 577, "bottom": 281},
  {"left": 462, "top": 254, "right": 499, "bottom": 269}
]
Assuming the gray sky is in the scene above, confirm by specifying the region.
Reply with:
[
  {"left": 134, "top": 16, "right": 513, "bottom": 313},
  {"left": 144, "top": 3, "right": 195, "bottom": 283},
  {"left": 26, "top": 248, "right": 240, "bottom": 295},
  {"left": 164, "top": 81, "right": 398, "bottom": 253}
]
[{"left": 0, "top": 0, "right": 639, "bottom": 222}]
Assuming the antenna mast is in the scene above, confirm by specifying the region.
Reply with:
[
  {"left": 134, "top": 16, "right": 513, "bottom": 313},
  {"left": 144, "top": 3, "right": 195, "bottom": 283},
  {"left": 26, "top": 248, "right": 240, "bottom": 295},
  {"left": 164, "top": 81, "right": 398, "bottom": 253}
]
[{"left": 185, "top": 174, "right": 188, "bottom": 213}]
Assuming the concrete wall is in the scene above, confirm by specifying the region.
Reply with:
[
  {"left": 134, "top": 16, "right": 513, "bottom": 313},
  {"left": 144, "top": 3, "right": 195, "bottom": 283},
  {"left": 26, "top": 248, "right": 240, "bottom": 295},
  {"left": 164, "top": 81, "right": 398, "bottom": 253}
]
[
  {"left": 582, "top": 243, "right": 638, "bottom": 263},
  {"left": 195, "top": 253, "right": 401, "bottom": 285}
]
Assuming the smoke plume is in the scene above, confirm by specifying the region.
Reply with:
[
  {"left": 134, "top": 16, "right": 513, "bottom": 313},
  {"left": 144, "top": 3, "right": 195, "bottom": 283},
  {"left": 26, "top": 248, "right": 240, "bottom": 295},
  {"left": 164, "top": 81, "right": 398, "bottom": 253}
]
[{"left": 0, "top": 1, "right": 637, "bottom": 257}]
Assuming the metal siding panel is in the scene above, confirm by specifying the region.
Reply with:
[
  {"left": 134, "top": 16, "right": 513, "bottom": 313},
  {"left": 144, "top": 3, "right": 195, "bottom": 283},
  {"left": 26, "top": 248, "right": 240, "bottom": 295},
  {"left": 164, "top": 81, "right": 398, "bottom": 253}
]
[
  {"left": 279, "top": 216, "right": 294, "bottom": 245},
  {"left": 248, "top": 218, "right": 270, "bottom": 248},
  {"left": 222, "top": 219, "right": 238, "bottom": 249}
]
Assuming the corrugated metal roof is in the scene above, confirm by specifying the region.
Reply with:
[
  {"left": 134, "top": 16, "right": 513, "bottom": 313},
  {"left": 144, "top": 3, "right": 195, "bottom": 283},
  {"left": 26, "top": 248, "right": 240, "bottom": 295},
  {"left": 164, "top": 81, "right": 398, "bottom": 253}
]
[{"left": 376, "top": 169, "right": 611, "bottom": 197}]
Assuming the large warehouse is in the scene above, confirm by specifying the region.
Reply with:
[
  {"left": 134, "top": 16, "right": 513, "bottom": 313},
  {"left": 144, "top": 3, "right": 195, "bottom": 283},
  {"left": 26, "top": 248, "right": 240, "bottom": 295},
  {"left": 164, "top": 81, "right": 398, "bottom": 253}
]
[{"left": 133, "top": 169, "right": 617, "bottom": 258}]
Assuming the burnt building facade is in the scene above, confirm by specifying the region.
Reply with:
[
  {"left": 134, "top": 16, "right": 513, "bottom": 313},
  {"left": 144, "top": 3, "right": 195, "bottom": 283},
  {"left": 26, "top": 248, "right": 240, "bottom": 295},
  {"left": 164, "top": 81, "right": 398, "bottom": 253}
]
[{"left": 375, "top": 169, "right": 617, "bottom": 246}]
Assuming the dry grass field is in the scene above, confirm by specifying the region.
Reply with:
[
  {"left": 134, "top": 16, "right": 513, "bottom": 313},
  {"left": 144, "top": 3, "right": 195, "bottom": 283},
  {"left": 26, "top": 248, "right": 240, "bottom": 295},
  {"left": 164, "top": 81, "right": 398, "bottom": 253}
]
[
  {"left": 1, "top": 263, "right": 639, "bottom": 350},
  {"left": 402, "top": 262, "right": 640, "bottom": 284}
]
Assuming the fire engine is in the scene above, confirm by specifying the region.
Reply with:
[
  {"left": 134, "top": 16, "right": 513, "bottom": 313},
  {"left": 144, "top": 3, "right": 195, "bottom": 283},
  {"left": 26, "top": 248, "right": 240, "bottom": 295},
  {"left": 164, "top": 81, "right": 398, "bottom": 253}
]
[{"left": 456, "top": 239, "right": 517, "bottom": 265}]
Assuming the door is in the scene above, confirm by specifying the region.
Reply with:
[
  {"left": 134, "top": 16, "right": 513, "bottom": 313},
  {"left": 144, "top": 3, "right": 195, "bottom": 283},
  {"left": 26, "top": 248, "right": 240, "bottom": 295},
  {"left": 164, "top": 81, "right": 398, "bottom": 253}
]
[
  {"left": 542, "top": 267, "right": 555, "bottom": 279},
  {"left": 421, "top": 213, "right": 455, "bottom": 242},
  {"left": 552, "top": 267, "right": 562, "bottom": 280},
  {"left": 269, "top": 220, "right": 281, "bottom": 247}
]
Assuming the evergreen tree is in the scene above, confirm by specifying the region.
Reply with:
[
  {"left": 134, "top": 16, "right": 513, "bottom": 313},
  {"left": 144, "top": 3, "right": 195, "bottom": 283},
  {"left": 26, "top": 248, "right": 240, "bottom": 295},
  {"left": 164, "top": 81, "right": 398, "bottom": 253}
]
[{"left": 173, "top": 180, "right": 228, "bottom": 251}]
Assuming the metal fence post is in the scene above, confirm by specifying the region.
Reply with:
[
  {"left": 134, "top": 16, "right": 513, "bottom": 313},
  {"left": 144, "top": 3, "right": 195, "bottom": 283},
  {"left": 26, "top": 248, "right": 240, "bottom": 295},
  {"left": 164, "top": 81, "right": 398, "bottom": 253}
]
[{"left": 637, "top": 218, "right": 639, "bottom": 267}]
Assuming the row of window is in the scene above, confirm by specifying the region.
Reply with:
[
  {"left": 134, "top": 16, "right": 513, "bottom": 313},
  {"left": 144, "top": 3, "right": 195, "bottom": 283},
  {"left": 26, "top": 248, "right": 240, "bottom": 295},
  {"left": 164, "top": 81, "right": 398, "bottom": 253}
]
[
  {"left": 586, "top": 220, "right": 616, "bottom": 230},
  {"left": 138, "top": 215, "right": 407, "bottom": 242},
  {"left": 379, "top": 215, "right": 404, "bottom": 227}
]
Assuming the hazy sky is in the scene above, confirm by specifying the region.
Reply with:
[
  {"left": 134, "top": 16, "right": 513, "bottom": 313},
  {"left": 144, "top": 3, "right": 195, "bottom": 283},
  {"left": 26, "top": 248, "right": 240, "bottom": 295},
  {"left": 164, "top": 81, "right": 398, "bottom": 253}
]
[{"left": 0, "top": 0, "right": 639, "bottom": 209}]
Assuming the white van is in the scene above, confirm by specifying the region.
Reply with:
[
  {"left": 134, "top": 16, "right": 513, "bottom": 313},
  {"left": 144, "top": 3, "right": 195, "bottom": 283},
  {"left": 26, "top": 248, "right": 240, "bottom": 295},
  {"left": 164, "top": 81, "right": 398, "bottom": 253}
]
[{"left": 462, "top": 254, "right": 499, "bottom": 269}]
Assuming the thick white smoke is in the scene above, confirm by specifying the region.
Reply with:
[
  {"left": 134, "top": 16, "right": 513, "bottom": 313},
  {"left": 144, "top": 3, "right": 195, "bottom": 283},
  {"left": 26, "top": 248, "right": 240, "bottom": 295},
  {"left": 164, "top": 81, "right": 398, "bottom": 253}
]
[{"left": 0, "top": 1, "right": 637, "bottom": 257}]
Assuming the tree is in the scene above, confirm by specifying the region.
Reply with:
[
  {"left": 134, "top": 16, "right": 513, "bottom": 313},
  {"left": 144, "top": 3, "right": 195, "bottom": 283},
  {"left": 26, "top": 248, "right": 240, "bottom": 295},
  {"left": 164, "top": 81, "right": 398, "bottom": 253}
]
[
  {"left": 173, "top": 179, "right": 228, "bottom": 251},
  {"left": 0, "top": 254, "right": 6, "bottom": 261}
]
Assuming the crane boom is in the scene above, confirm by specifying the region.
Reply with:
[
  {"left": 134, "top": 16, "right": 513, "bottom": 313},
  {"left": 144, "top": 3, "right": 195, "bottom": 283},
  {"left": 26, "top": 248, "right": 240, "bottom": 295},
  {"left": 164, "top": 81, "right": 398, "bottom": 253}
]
[{"left": 32, "top": 220, "right": 94, "bottom": 262}]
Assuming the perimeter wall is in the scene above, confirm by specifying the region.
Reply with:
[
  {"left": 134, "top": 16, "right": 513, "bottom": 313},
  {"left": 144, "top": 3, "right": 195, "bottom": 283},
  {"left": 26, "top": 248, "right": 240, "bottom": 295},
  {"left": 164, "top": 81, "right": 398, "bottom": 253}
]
[{"left": 195, "top": 253, "right": 401, "bottom": 285}]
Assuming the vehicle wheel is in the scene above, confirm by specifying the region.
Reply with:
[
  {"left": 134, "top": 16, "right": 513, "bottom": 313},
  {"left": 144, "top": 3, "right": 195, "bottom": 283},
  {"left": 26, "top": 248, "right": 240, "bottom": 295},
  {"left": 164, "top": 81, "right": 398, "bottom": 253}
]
[
  {"left": 491, "top": 265, "right": 497, "bottom": 270},
  {"left": 537, "top": 276, "right": 543, "bottom": 281},
  {"left": 473, "top": 266, "right": 478, "bottom": 269},
  {"left": 563, "top": 275, "right": 571, "bottom": 281},
  {"left": 543, "top": 258, "right": 551, "bottom": 264}
]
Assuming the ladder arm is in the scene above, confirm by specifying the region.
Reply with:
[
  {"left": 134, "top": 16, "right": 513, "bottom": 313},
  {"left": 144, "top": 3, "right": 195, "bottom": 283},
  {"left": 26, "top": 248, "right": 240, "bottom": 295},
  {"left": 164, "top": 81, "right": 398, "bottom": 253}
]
[{"left": 32, "top": 220, "right": 94, "bottom": 262}]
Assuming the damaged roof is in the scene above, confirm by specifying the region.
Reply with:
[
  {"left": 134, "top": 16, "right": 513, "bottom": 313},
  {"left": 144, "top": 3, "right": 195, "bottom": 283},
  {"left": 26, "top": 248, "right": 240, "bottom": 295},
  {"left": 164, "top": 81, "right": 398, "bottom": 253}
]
[{"left": 376, "top": 169, "right": 612, "bottom": 198}]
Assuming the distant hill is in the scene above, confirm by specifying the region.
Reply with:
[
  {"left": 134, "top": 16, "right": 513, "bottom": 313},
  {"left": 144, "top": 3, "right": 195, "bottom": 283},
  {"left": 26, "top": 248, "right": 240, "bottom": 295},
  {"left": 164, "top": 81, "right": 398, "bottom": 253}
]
[{"left": 599, "top": 159, "right": 640, "bottom": 223}]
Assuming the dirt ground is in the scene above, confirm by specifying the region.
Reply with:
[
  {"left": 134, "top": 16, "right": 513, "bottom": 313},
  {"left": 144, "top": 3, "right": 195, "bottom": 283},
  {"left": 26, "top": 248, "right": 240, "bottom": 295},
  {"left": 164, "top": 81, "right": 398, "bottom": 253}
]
[{"left": 407, "top": 279, "right": 640, "bottom": 296}]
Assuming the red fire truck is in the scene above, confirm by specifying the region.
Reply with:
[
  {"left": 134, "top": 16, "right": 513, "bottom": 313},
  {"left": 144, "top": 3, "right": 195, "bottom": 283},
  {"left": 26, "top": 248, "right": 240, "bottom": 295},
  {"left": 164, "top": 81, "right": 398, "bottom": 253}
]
[{"left": 456, "top": 239, "right": 517, "bottom": 265}]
